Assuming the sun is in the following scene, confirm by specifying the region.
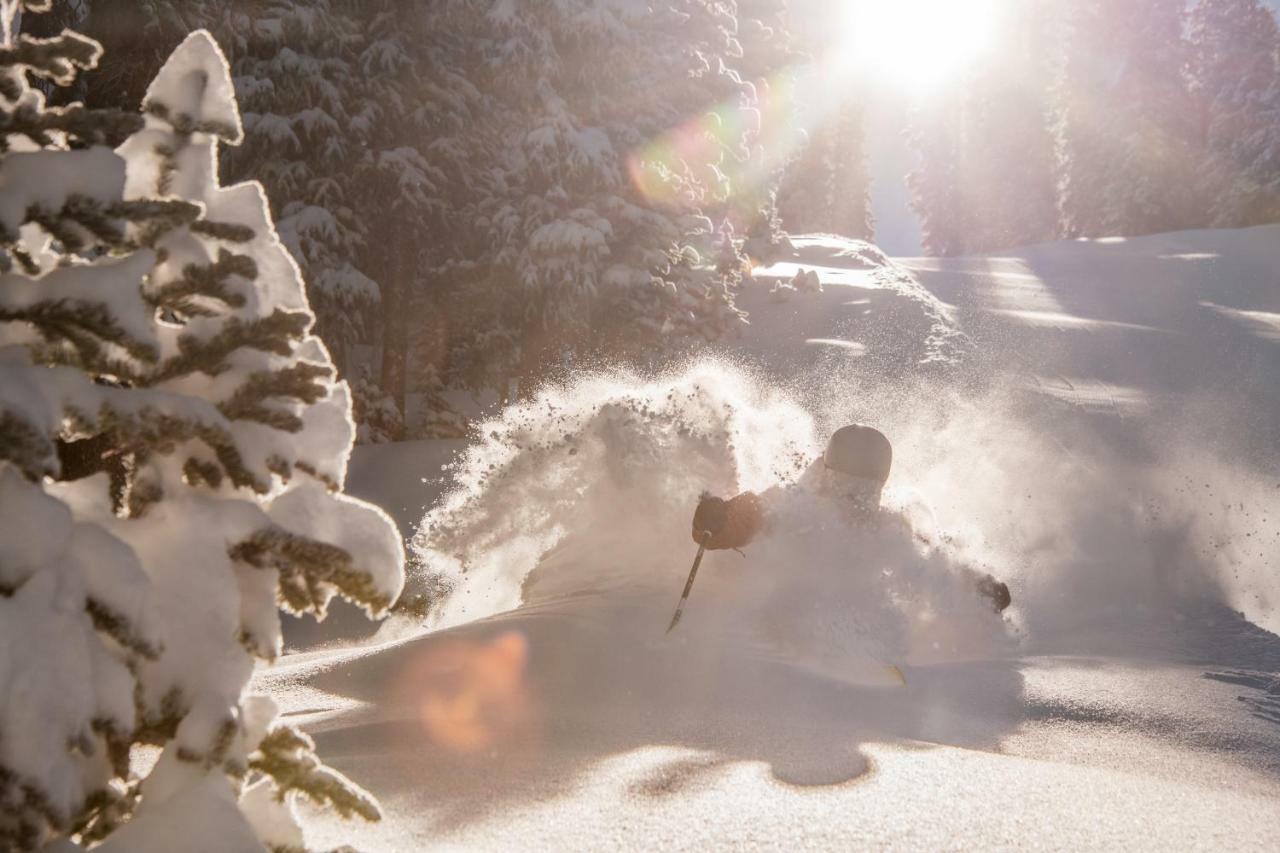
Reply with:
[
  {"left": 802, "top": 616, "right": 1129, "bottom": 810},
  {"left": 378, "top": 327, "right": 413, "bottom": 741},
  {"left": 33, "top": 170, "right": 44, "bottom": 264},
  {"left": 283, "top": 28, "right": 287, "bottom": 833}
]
[{"left": 842, "top": 0, "right": 1003, "bottom": 94}]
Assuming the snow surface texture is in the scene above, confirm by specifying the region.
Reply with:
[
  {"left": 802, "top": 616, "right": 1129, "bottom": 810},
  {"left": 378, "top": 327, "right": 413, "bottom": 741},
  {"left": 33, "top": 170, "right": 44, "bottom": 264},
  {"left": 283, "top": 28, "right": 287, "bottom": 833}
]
[{"left": 259, "top": 232, "right": 1280, "bottom": 849}]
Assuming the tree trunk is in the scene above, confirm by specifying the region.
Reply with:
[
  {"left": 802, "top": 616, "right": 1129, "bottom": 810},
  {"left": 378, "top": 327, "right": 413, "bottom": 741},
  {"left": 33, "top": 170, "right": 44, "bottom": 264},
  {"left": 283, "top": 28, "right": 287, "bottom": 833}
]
[{"left": 380, "top": 255, "right": 409, "bottom": 436}]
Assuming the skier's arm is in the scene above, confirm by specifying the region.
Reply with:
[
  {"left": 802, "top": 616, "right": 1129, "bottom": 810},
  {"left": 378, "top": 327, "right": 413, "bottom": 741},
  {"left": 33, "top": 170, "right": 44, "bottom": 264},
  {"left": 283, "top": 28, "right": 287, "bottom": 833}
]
[{"left": 691, "top": 492, "right": 765, "bottom": 551}]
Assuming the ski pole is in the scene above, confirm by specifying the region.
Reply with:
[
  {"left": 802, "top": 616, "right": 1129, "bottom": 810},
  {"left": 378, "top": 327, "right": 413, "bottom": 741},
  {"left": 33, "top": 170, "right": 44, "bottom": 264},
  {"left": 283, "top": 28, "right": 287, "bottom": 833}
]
[{"left": 666, "top": 532, "right": 712, "bottom": 635}]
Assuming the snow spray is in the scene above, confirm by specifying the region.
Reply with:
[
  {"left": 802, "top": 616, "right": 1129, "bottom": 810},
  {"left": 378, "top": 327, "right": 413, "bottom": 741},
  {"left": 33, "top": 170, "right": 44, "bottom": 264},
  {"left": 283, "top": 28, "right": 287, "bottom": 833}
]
[{"left": 408, "top": 358, "right": 1280, "bottom": 663}]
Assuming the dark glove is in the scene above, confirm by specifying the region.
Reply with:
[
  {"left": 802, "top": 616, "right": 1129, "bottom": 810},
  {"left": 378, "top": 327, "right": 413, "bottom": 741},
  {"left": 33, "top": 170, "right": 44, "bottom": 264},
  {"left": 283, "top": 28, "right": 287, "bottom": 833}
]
[
  {"left": 692, "top": 491, "right": 764, "bottom": 551},
  {"left": 976, "top": 574, "right": 1012, "bottom": 613},
  {"left": 692, "top": 494, "right": 730, "bottom": 544}
]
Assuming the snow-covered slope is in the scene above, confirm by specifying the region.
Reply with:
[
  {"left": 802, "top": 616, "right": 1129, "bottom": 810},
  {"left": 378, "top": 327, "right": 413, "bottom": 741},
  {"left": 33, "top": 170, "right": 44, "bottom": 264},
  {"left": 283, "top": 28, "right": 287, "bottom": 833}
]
[
  {"left": 260, "top": 229, "right": 1280, "bottom": 850},
  {"left": 902, "top": 227, "right": 1280, "bottom": 447}
]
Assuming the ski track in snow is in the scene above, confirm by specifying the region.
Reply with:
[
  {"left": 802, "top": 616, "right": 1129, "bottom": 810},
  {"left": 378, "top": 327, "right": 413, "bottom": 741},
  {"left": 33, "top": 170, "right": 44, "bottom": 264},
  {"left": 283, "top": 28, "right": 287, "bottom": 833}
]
[{"left": 264, "top": 229, "right": 1280, "bottom": 851}]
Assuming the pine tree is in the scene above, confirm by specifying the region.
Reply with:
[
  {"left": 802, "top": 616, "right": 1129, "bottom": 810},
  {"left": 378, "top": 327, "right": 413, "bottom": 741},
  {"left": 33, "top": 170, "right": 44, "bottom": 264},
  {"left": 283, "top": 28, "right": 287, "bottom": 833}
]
[
  {"left": 68, "top": 1, "right": 207, "bottom": 109},
  {"left": 69, "top": 1, "right": 409, "bottom": 434},
  {"left": 907, "top": 97, "right": 969, "bottom": 256},
  {"left": 736, "top": 0, "right": 796, "bottom": 84},
  {"left": 215, "top": 0, "right": 378, "bottom": 379},
  {"left": 960, "top": 0, "right": 1059, "bottom": 252},
  {"left": 347, "top": 0, "right": 484, "bottom": 429},
  {"left": 74, "top": 1, "right": 478, "bottom": 438},
  {"left": 1189, "top": 0, "right": 1280, "bottom": 226},
  {"left": 70, "top": 1, "right": 770, "bottom": 417},
  {"left": 0, "top": 10, "right": 403, "bottom": 849},
  {"left": 733, "top": 0, "right": 805, "bottom": 257},
  {"left": 907, "top": 0, "right": 1058, "bottom": 255},
  {"left": 777, "top": 99, "right": 875, "bottom": 241},
  {"left": 468, "top": 0, "right": 753, "bottom": 387},
  {"left": 1057, "top": 0, "right": 1203, "bottom": 237},
  {"left": 749, "top": 1, "right": 874, "bottom": 245}
]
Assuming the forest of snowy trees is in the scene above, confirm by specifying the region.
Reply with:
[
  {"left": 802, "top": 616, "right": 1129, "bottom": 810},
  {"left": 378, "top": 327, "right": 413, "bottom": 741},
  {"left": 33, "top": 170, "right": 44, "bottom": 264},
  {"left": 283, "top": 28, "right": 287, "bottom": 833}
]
[
  {"left": 910, "top": 0, "right": 1280, "bottom": 255},
  {"left": 25, "top": 0, "right": 796, "bottom": 442},
  {"left": 18, "top": 0, "right": 1280, "bottom": 439}
]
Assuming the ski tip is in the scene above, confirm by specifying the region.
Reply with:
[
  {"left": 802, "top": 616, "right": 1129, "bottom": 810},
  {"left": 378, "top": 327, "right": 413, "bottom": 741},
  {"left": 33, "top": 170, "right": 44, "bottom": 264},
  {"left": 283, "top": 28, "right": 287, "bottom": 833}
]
[{"left": 886, "top": 665, "right": 906, "bottom": 686}]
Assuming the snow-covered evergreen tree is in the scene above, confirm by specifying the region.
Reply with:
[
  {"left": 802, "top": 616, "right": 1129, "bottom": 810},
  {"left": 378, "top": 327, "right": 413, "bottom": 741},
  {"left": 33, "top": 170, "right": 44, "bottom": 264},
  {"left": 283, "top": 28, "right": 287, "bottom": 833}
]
[
  {"left": 960, "top": 0, "right": 1059, "bottom": 252},
  {"left": 732, "top": 0, "right": 804, "bottom": 257},
  {"left": 907, "top": 98, "right": 969, "bottom": 257},
  {"left": 1057, "top": 0, "right": 1203, "bottom": 238},
  {"left": 0, "top": 11, "right": 402, "bottom": 850},
  {"left": 1189, "top": 0, "right": 1280, "bottom": 226},
  {"left": 349, "top": 0, "right": 484, "bottom": 426},
  {"left": 71, "top": 1, "right": 770, "bottom": 412},
  {"left": 777, "top": 100, "right": 875, "bottom": 241},
  {"left": 214, "top": 0, "right": 378, "bottom": 378},
  {"left": 473, "top": 0, "right": 752, "bottom": 386},
  {"left": 73, "top": 0, "right": 476, "bottom": 437},
  {"left": 67, "top": 1, "right": 208, "bottom": 110},
  {"left": 736, "top": 0, "right": 796, "bottom": 84},
  {"left": 908, "top": 0, "right": 1058, "bottom": 255},
  {"left": 68, "top": 1, "right": 407, "bottom": 434}
]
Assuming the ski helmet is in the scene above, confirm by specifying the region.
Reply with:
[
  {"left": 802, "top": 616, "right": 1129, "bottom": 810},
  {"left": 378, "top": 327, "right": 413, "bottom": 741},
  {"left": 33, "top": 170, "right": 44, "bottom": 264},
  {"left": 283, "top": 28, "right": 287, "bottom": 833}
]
[{"left": 823, "top": 424, "right": 892, "bottom": 487}]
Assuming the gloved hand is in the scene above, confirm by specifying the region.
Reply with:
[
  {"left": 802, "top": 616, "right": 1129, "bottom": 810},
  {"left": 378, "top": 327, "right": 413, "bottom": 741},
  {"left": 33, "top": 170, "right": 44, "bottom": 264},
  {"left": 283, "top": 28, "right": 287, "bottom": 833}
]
[
  {"left": 691, "top": 491, "right": 764, "bottom": 551},
  {"left": 692, "top": 494, "right": 730, "bottom": 543},
  {"left": 975, "top": 574, "right": 1012, "bottom": 613}
]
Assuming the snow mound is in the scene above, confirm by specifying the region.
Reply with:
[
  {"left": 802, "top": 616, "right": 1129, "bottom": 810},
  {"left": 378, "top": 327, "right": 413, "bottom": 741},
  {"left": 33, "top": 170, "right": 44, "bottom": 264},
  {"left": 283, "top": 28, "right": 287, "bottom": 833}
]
[{"left": 744, "top": 235, "right": 971, "bottom": 377}]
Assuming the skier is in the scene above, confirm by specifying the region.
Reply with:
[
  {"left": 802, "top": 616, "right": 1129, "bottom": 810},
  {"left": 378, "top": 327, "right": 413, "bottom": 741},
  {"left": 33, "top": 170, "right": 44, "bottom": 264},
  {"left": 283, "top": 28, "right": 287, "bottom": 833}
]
[{"left": 690, "top": 424, "right": 1012, "bottom": 612}]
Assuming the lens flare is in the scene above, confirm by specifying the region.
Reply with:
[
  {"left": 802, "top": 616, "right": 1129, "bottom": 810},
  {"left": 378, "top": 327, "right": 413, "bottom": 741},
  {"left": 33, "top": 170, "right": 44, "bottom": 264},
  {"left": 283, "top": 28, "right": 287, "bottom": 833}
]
[
  {"left": 627, "top": 73, "right": 809, "bottom": 214},
  {"left": 400, "top": 630, "right": 532, "bottom": 755}
]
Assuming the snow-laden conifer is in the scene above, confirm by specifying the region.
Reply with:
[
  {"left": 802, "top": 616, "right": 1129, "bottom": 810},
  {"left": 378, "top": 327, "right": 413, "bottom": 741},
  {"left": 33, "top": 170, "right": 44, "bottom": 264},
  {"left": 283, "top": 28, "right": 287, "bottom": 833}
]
[
  {"left": 1190, "top": 0, "right": 1280, "bottom": 227},
  {"left": 907, "top": 0, "right": 1057, "bottom": 255},
  {"left": 0, "top": 9, "right": 403, "bottom": 849},
  {"left": 778, "top": 101, "right": 875, "bottom": 242},
  {"left": 470, "top": 0, "right": 752, "bottom": 384},
  {"left": 1057, "top": 0, "right": 1202, "bottom": 238},
  {"left": 215, "top": 0, "right": 378, "bottom": 380}
]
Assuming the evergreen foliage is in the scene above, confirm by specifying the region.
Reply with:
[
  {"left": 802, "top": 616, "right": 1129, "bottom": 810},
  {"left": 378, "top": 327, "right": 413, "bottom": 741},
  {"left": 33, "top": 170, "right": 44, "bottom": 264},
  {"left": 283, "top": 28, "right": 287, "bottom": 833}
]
[
  {"left": 907, "top": 0, "right": 1058, "bottom": 255},
  {"left": 69, "top": 0, "right": 767, "bottom": 424},
  {"left": 734, "top": 0, "right": 805, "bottom": 261},
  {"left": 778, "top": 99, "right": 875, "bottom": 241},
  {"left": 460, "top": 0, "right": 753, "bottom": 386},
  {"left": 1189, "top": 0, "right": 1280, "bottom": 226},
  {"left": 0, "top": 7, "right": 403, "bottom": 849},
  {"left": 1057, "top": 0, "right": 1202, "bottom": 238},
  {"left": 907, "top": 98, "right": 968, "bottom": 257},
  {"left": 214, "top": 0, "right": 380, "bottom": 381},
  {"left": 736, "top": 0, "right": 797, "bottom": 84},
  {"left": 906, "top": 0, "right": 1280, "bottom": 254}
]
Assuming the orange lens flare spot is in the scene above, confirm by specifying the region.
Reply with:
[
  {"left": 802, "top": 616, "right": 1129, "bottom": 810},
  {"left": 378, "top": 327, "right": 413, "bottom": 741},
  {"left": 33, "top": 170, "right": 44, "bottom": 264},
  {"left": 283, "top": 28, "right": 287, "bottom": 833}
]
[
  {"left": 407, "top": 630, "right": 531, "bottom": 755},
  {"left": 628, "top": 70, "right": 807, "bottom": 215}
]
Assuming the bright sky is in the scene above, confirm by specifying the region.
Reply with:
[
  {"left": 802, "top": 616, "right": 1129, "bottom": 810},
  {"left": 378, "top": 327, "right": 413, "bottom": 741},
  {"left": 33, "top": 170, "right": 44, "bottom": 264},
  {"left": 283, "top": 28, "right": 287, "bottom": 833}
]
[{"left": 841, "top": 0, "right": 1002, "bottom": 95}]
